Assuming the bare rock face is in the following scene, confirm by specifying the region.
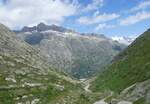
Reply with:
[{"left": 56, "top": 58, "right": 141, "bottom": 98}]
[
  {"left": 108, "top": 80, "right": 150, "bottom": 104},
  {"left": 16, "top": 23, "right": 126, "bottom": 78}
]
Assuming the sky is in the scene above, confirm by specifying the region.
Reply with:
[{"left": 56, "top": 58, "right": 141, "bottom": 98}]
[{"left": 0, "top": 0, "right": 150, "bottom": 37}]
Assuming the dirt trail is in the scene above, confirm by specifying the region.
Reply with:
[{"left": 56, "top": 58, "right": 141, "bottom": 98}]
[{"left": 83, "top": 80, "right": 92, "bottom": 92}]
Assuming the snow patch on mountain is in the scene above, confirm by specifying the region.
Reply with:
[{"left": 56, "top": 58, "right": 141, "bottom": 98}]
[{"left": 111, "top": 36, "right": 137, "bottom": 45}]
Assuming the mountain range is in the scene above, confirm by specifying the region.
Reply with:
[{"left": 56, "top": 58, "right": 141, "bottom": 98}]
[{"left": 15, "top": 23, "right": 126, "bottom": 78}]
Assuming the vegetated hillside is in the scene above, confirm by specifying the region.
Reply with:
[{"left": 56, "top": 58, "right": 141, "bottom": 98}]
[
  {"left": 91, "top": 29, "right": 150, "bottom": 104},
  {"left": 16, "top": 23, "right": 126, "bottom": 78},
  {"left": 0, "top": 23, "right": 99, "bottom": 104}
]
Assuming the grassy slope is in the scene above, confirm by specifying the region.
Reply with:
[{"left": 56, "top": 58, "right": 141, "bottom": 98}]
[
  {"left": 91, "top": 29, "right": 150, "bottom": 93},
  {"left": 0, "top": 54, "right": 99, "bottom": 104}
]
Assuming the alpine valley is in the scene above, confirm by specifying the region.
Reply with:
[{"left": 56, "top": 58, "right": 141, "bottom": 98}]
[{"left": 0, "top": 22, "right": 150, "bottom": 104}]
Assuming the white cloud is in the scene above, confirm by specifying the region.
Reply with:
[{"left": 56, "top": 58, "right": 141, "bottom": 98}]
[
  {"left": 0, "top": 0, "right": 79, "bottom": 28},
  {"left": 77, "top": 13, "right": 120, "bottom": 25},
  {"left": 95, "top": 23, "right": 115, "bottom": 30},
  {"left": 120, "top": 11, "right": 150, "bottom": 26},
  {"left": 130, "top": 0, "right": 150, "bottom": 12},
  {"left": 82, "top": 0, "right": 104, "bottom": 12}
]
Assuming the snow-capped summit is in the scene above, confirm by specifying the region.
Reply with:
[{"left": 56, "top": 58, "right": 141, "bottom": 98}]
[{"left": 112, "top": 36, "right": 137, "bottom": 45}]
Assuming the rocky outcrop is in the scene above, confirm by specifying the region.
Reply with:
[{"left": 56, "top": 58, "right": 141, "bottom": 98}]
[{"left": 120, "top": 79, "right": 150, "bottom": 104}]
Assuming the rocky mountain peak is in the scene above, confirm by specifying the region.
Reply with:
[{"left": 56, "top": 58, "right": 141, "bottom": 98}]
[
  {"left": 20, "top": 22, "right": 74, "bottom": 33},
  {"left": 37, "top": 22, "right": 46, "bottom": 27},
  {"left": 37, "top": 22, "right": 49, "bottom": 32},
  {"left": 22, "top": 26, "right": 36, "bottom": 32}
]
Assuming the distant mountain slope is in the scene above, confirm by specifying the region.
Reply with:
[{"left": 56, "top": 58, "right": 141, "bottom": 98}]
[
  {"left": 0, "top": 23, "right": 99, "bottom": 104},
  {"left": 16, "top": 23, "right": 126, "bottom": 78},
  {"left": 91, "top": 29, "right": 150, "bottom": 103}
]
